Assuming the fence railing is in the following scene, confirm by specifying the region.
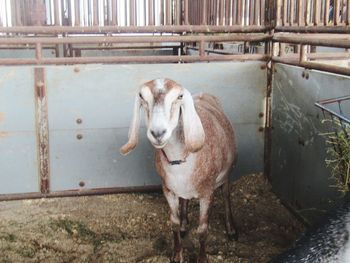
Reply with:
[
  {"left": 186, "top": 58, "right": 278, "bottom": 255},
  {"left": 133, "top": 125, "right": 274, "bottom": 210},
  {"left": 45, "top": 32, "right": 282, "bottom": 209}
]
[{"left": 0, "top": 0, "right": 271, "bottom": 27}]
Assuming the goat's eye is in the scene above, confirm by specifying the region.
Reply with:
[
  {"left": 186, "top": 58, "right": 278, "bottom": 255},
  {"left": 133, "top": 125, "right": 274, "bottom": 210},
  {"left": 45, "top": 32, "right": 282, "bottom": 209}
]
[
  {"left": 139, "top": 93, "right": 143, "bottom": 100},
  {"left": 177, "top": 94, "right": 183, "bottom": 100}
]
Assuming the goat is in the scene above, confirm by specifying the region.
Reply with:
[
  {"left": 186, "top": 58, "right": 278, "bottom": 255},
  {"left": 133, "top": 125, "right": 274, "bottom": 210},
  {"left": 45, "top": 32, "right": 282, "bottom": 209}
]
[
  {"left": 270, "top": 194, "right": 350, "bottom": 263},
  {"left": 120, "top": 78, "right": 237, "bottom": 263}
]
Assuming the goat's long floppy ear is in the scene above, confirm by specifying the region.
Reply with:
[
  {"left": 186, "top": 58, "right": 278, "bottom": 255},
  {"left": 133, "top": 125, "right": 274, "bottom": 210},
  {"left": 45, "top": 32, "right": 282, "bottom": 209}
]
[
  {"left": 120, "top": 94, "right": 141, "bottom": 155},
  {"left": 181, "top": 89, "right": 205, "bottom": 153}
]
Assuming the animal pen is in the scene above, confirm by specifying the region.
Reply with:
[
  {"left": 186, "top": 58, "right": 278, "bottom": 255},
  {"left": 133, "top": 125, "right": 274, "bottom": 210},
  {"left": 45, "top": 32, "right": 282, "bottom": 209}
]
[{"left": 0, "top": 0, "right": 349, "bottom": 262}]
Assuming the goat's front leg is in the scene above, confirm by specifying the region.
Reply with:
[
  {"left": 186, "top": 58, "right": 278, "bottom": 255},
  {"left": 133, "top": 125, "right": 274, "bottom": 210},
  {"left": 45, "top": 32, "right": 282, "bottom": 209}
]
[
  {"left": 179, "top": 197, "right": 189, "bottom": 238},
  {"left": 197, "top": 196, "right": 213, "bottom": 263},
  {"left": 163, "top": 187, "right": 183, "bottom": 263},
  {"left": 222, "top": 177, "right": 238, "bottom": 241}
]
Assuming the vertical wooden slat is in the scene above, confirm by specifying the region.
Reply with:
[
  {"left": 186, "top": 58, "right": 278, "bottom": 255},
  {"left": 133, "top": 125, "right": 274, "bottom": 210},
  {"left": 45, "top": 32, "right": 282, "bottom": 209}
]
[
  {"left": 112, "top": 0, "right": 117, "bottom": 25},
  {"left": 282, "top": 0, "right": 288, "bottom": 25},
  {"left": 53, "top": 0, "right": 60, "bottom": 25},
  {"left": 148, "top": 0, "right": 153, "bottom": 25},
  {"left": 249, "top": 0, "right": 254, "bottom": 25},
  {"left": 297, "top": 0, "right": 303, "bottom": 25},
  {"left": 237, "top": 0, "right": 242, "bottom": 25},
  {"left": 184, "top": 0, "right": 189, "bottom": 24},
  {"left": 276, "top": 0, "right": 282, "bottom": 26},
  {"left": 74, "top": 0, "right": 80, "bottom": 26},
  {"left": 324, "top": 0, "right": 330, "bottom": 24},
  {"left": 347, "top": 0, "right": 350, "bottom": 25},
  {"left": 334, "top": 0, "right": 340, "bottom": 25},
  {"left": 254, "top": 0, "right": 259, "bottom": 25},
  {"left": 93, "top": 0, "right": 98, "bottom": 25},
  {"left": 225, "top": 0, "right": 230, "bottom": 25},
  {"left": 130, "top": 0, "right": 135, "bottom": 26},
  {"left": 314, "top": 0, "right": 320, "bottom": 25},
  {"left": 165, "top": 0, "right": 171, "bottom": 25},
  {"left": 289, "top": 0, "right": 294, "bottom": 25},
  {"left": 260, "top": 0, "right": 265, "bottom": 25},
  {"left": 219, "top": 0, "right": 223, "bottom": 25},
  {"left": 202, "top": 0, "right": 207, "bottom": 25},
  {"left": 305, "top": 0, "right": 311, "bottom": 25},
  {"left": 232, "top": 0, "right": 237, "bottom": 24},
  {"left": 67, "top": 0, "right": 72, "bottom": 25}
]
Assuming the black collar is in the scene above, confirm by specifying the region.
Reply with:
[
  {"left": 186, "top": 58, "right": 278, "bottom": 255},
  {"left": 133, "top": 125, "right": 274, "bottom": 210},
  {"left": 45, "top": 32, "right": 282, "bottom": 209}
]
[{"left": 161, "top": 149, "right": 187, "bottom": 165}]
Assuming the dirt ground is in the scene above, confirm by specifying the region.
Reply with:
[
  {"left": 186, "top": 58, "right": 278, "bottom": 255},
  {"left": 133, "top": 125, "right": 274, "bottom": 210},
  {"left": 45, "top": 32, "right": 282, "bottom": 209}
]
[{"left": 0, "top": 174, "right": 304, "bottom": 263}]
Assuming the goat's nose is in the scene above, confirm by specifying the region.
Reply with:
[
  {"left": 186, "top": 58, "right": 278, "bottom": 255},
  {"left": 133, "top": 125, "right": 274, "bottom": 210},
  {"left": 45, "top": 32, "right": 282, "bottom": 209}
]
[{"left": 151, "top": 129, "right": 167, "bottom": 140}]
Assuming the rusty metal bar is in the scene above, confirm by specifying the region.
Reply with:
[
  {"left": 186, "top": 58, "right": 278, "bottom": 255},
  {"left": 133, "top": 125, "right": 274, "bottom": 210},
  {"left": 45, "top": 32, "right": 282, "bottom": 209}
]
[
  {"left": 0, "top": 185, "right": 162, "bottom": 202},
  {"left": 275, "top": 26, "right": 350, "bottom": 33},
  {"left": 272, "top": 56, "right": 350, "bottom": 76},
  {"left": 0, "top": 34, "right": 271, "bottom": 45},
  {"left": 0, "top": 25, "right": 271, "bottom": 34},
  {"left": 0, "top": 54, "right": 269, "bottom": 66},
  {"left": 34, "top": 68, "right": 50, "bottom": 194},
  {"left": 273, "top": 34, "right": 350, "bottom": 48}
]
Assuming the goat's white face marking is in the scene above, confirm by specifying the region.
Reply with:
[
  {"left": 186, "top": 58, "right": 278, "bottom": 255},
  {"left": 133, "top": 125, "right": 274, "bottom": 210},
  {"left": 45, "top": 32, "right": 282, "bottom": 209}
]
[{"left": 139, "top": 79, "right": 184, "bottom": 149}]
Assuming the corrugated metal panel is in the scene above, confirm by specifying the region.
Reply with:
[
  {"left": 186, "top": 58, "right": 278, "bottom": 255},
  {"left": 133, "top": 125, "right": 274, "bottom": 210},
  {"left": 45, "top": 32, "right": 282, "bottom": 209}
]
[{"left": 271, "top": 63, "right": 350, "bottom": 222}]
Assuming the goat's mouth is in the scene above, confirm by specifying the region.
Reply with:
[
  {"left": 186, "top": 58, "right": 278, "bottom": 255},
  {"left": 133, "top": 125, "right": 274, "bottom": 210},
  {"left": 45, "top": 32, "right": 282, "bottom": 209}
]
[{"left": 152, "top": 141, "right": 167, "bottom": 149}]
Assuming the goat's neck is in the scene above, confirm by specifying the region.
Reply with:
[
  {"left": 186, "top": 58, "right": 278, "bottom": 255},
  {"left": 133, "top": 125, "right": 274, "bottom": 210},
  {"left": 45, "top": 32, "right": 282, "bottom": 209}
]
[{"left": 162, "top": 121, "right": 187, "bottom": 161}]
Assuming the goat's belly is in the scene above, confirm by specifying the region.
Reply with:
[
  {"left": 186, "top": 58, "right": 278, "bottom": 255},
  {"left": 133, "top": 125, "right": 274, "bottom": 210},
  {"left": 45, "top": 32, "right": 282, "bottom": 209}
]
[{"left": 166, "top": 172, "right": 198, "bottom": 199}]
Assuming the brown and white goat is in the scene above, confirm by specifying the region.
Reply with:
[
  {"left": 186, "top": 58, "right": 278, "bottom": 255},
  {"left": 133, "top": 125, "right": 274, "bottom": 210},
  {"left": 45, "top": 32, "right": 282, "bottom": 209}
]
[{"left": 120, "top": 78, "right": 237, "bottom": 263}]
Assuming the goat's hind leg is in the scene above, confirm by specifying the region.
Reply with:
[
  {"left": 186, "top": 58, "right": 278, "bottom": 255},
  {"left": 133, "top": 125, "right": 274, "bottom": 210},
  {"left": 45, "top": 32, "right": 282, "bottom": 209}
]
[{"left": 222, "top": 177, "right": 238, "bottom": 241}]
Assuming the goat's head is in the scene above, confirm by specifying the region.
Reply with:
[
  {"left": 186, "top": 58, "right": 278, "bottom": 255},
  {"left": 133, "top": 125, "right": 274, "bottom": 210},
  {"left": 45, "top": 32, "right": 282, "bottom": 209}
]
[{"left": 120, "top": 78, "right": 205, "bottom": 155}]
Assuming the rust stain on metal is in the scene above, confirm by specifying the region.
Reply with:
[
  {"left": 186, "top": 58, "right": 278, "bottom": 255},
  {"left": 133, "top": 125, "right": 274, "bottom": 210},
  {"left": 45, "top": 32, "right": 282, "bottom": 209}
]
[
  {"left": 0, "top": 112, "right": 4, "bottom": 122},
  {"left": 34, "top": 68, "right": 50, "bottom": 194},
  {"left": 0, "top": 131, "right": 9, "bottom": 138}
]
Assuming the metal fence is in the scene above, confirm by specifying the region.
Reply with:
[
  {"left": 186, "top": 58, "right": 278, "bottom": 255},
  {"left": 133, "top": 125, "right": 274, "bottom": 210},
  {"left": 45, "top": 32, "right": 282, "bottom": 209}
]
[{"left": 0, "top": 0, "right": 270, "bottom": 27}]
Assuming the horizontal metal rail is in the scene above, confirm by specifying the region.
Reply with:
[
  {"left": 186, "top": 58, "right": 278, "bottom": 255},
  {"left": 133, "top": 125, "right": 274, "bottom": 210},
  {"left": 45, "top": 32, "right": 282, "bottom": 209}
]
[
  {"left": 0, "top": 25, "right": 271, "bottom": 34},
  {"left": 315, "top": 102, "right": 350, "bottom": 124},
  {"left": 0, "top": 185, "right": 162, "bottom": 202},
  {"left": 0, "top": 54, "right": 269, "bottom": 66},
  {"left": 275, "top": 26, "right": 350, "bottom": 34},
  {"left": 0, "top": 34, "right": 271, "bottom": 45},
  {"left": 272, "top": 57, "right": 350, "bottom": 76},
  {"left": 273, "top": 34, "right": 350, "bottom": 49}
]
